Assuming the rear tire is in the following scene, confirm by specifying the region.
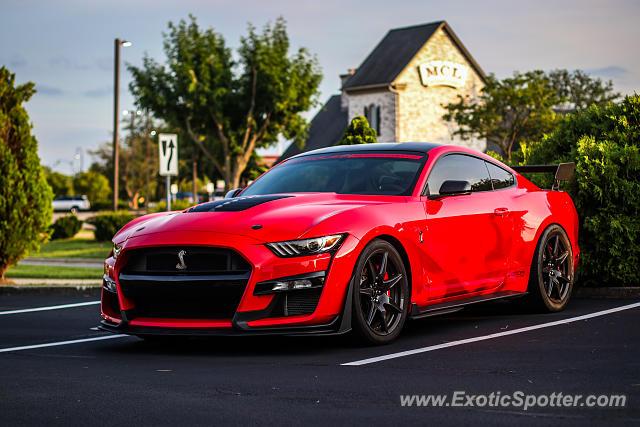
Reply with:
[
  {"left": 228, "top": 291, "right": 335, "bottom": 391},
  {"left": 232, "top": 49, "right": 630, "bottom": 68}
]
[
  {"left": 350, "top": 239, "right": 409, "bottom": 345},
  {"left": 526, "top": 224, "right": 574, "bottom": 312}
]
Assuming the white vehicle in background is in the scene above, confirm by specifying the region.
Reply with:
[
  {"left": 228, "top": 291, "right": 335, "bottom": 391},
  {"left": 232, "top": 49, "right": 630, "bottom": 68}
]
[{"left": 52, "top": 195, "right": 90, "bottom": 213}]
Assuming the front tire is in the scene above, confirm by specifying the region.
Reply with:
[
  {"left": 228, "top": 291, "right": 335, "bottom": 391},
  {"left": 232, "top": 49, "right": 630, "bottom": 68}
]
[
  {"left": 351, "top": 239, "right": 409, "bottom": 345},
  {"left": 527, "top": 224, "right": 574, "bottom": 312}
]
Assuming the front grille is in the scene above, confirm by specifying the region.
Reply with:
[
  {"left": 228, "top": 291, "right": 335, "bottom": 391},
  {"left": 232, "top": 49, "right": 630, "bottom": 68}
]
[{"left": 119, "top": 247, "right": 251, "bottom": 319}]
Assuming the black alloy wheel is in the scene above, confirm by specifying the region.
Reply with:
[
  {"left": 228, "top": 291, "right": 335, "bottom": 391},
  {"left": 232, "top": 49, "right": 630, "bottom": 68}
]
[
  {"left": 527, "top": 224, "right": 574, "bottom": 312},
  {"left": 351, "top": 239, "right": 409, "bottom": 345}
]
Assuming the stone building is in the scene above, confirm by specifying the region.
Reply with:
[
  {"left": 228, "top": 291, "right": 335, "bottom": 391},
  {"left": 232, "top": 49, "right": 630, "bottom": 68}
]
[{"left": 279, "top": 20, "right": 488, "bottom": 161}]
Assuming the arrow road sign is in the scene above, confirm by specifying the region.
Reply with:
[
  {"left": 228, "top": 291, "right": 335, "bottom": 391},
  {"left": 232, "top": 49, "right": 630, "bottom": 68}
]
[{"left": 158, "top": 133, "right": 178, "bottom": 176}]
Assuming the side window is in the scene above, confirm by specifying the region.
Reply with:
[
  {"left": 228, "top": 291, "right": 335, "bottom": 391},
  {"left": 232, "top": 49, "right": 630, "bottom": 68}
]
[
  {"left": 485, "top": 161, "right": 515, "bottom": 190},
  {"left": 426, "top": 154, "right": 493, "bottom": 196}
]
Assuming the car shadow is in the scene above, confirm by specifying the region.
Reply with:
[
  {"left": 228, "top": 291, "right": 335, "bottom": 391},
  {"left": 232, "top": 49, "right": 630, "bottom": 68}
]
[{"left": 97, "top": 298, "right": 540, "bottom": 357}]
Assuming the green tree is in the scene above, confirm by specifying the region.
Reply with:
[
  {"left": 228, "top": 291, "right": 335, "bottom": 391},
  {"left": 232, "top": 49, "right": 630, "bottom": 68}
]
[
  {"left": 89, "top": 113, "right": 159, "bottom": 208},
  {"left": 0, "top": 66, "right": 53, "bottom": 280},
  {"left": 129, "top": 15, "right": 322, "bottom": 191},
  {"left": 43, "top": 166, "right": 73, "bottom": 197},
  {"left": 521, "top": 95, "right": 640, "bottom": 287},
  {"left": 121, "top": 113, "right": 158, "bottom": 209},
  {"left": 72, "top": 170, "right": 111, "bottom": 205},
  {"left": 547, "top": 69, "right": 620, "bottom": 110},
  {"left": 338, "top": 115, "right": 377, "bottom": 145},
  {"left": 443, "top": 71, "right": 562, "bottom": 162}
]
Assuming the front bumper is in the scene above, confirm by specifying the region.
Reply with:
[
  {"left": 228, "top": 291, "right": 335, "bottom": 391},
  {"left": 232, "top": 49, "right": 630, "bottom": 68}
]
[{"left": 100, "top": 230, "right": 359, "bottom": 336}]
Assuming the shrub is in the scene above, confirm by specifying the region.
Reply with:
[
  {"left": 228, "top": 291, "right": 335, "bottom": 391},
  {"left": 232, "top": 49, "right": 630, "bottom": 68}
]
[
  {"left": 337, "top": 115, "right": 377, "bottom": 145},
  {"left": 51, "top": 215, "right": 83, "bottom": 240},
  {"left": 152, "top": 199, "right": 194, "bottom": 213},
  {"left": 0, "top": 67, "right": 53, "bottom": 280},
  {"left": 520, "top": 94, "right": 640, "bottom": 286},
  {"left": 87, "top": 212, "right": 135, "bottom": 241}
]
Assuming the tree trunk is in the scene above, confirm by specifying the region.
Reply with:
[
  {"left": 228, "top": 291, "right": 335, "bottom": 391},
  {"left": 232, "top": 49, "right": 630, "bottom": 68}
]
[{"left": 192, "top": 156, "right": 198, "bottom": 204}]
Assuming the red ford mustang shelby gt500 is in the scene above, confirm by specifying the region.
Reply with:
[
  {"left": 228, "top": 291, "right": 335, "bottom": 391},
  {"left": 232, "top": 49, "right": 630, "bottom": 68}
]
[{"left": 99, "top": 143, "right": 579, "bottom": 344}]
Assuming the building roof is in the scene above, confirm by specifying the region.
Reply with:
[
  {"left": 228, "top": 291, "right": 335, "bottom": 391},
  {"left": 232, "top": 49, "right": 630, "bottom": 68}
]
[
  {"left": 277, "top": 95, "right": 348, "bottom": 162},
  {"left": 343, "top": 21, "right": 486, "bottom": 90}
]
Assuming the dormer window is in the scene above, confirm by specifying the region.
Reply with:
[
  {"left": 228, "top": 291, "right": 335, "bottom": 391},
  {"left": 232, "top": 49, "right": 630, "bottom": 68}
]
[{"left": 364, "top": 104, "right": 381, "bottom": 136}]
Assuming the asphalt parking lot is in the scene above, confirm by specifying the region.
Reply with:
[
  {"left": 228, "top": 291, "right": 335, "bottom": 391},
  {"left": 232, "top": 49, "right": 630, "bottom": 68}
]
[{"left": 1, "top": 294, "right": 638, "bottom": 426}]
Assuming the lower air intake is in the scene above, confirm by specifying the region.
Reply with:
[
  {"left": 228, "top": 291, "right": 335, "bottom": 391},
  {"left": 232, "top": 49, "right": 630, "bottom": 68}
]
[{"left": 284, "top": 288, "right": 323, "bottom": 316}]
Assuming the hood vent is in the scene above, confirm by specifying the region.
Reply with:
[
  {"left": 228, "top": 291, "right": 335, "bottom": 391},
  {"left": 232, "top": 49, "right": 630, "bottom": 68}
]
[{"left": 187, "top": 194, "right": 293, "bottom": 213}]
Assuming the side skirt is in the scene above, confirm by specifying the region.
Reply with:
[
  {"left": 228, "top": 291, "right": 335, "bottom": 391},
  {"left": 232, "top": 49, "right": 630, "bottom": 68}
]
[{"left": 410, "top": 291, "right": 526, "bottom": 320}]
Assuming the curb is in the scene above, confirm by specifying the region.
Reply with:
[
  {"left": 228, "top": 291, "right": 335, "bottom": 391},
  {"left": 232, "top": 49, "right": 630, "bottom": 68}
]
[
  {"left": 573, "top": 287, "right": 640, "bottom": 299},
  {"left": 23, "top": 257, "right": 103, "bottom": 264},
  {"left": 0, "top": 286, "right": 101, "bottom": 296}
]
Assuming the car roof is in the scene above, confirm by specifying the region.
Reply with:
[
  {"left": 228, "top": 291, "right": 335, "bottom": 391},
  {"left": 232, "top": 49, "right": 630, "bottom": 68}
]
[{"left": 286, "top": 142, "right": 442, "bottom": 160}]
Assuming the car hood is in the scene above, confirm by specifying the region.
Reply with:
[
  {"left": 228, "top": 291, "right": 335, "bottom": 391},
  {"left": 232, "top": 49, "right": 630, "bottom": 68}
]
[{"left": 114, "top": 193, "right": 395, "bottom": 243}]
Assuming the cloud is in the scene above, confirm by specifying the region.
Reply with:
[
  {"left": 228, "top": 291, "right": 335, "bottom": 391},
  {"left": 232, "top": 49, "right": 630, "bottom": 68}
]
[
  {"left": 96, "top": 57, "right": 113, "bottom": 72},
  {"left": 1, "top": 55, "right": 27, "bottom": 68},
  {"left": 49, "top": 55, "right": 90, "bottom": 70},
  {"left": 36, "top": 85, "right": 64, "bottom": 96},
  {"left": 586, "top": 66, "right": 630, "bottom": 80},
  {"left": 83, "top": 86, "right": 112, "bottom": 97}
]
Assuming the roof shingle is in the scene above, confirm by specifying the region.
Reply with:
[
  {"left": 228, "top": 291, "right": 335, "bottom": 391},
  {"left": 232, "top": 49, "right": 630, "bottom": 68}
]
[{"left": 342, "top": 22, "right": 443, "bottom": 90}]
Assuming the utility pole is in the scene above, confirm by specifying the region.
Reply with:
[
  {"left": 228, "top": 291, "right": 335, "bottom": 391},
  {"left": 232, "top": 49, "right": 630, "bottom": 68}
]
[
  {"left": 145, "top": 110, "right": 151, "bottom": 211},
  {"left": 112, "top": 38, "right": 131, "bottom": 211},
  {"left": 112, "top": 39, "right": 120, "bottom": 211},
  {"left": 192, "top": 152, "right": 198, "bottom": 205},
  {"left": 129, "top": 110, "right": 136, "bottom": 209}
]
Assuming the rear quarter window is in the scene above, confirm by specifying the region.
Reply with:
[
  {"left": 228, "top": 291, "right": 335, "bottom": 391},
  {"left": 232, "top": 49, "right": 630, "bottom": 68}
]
[{"left": 485, "top": 161, "right": 515, "bottom": 190}]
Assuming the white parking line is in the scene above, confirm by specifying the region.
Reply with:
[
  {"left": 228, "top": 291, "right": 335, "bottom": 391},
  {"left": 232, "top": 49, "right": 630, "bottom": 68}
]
[
  {"left": 0, "top": 301, "right": 100, "bottom": 316},
  {"left": 0, "top": 334, "right": 129, "bottom": 353},
  {"left": 342, "top": 301, "right": 640, "bottom": 366}
]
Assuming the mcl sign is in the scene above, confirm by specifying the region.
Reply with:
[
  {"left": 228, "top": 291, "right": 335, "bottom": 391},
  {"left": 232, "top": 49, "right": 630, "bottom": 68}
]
[{"left": 418, "top": 61, "right": 468, "bottom": 88}]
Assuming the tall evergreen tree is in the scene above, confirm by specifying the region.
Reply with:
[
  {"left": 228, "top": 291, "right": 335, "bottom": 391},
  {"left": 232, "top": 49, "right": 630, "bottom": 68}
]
[{"left": 0, "top": 66, "right": 53, "bottom": 280}]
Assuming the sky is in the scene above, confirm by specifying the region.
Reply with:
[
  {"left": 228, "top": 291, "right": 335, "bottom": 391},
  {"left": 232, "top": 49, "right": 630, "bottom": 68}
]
[{"left": 1, "top": 0, "right": 638, "bottom": 174}]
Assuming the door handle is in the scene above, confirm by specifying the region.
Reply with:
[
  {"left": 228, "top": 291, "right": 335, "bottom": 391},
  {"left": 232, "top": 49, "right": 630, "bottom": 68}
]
[{"left": 494, "top": 208, "right": 509, "bottom": 216}]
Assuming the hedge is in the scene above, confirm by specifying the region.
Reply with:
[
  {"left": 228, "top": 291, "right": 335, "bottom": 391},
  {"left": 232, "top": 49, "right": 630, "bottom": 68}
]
[
  {"left": 87, "top": 212, "right": 135, "bottom": 242},
  {"left": 51, "top": 215, "right": 83, "bottom": 240},
  {"left": 520, "top": 94, "right": 640, "bottom": 287}
]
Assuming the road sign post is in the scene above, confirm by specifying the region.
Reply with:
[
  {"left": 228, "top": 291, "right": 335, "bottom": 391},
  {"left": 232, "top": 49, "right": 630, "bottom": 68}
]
[{"left": 158, "top": 133, "right": 178, "bottom": 211}]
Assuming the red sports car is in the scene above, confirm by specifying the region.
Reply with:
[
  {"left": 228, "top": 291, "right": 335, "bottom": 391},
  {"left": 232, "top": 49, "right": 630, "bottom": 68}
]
[{"left": 99, "top": 143, "right": 579, "bottom": 344}]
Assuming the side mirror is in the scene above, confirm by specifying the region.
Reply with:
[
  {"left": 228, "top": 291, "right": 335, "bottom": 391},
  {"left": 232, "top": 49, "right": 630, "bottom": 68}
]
[
  {"left": 429, "top": 180, "right": 472, "bottom": 200},
  {"left": 225, "top": 188, "right": 242, "bottom": 198}
]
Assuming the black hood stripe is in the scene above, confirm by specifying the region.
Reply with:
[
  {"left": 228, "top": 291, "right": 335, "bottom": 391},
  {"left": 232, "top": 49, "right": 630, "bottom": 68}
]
[{"left": 187, "top": 195, "right": 294, "bottom": 213}]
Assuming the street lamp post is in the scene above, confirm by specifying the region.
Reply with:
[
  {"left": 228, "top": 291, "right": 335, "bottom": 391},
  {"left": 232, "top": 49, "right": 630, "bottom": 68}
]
[{"left": 112, "top": 38, "right": 132, "bottom": 211}]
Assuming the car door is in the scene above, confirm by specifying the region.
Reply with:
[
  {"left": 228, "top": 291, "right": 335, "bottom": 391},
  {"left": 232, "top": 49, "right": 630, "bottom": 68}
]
[{"left": 420, "top": 154, "right": 513, "bottom": 299}]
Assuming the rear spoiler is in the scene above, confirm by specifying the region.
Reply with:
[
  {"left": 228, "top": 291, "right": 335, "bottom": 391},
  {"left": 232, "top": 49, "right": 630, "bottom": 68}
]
[{"left": 511, "top": 162, "right": 575, "bottom": 191}]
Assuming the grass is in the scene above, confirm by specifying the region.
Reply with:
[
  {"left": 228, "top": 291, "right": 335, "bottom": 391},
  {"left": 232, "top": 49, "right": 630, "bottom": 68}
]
[
  {"left": 31, "top": 230, "right": 112, "bottom": 259},
  {"left": 5, "top": 264, "right": 104, "bottom": 279}
]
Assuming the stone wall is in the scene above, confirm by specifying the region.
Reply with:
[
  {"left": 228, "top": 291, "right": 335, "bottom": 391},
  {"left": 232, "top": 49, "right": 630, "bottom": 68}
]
[
  {"left": 393, "top": 28, "right": 486, "bottom": 151},
  {"left": 346, "top": 90, "right": 397, "bottom": 142}
]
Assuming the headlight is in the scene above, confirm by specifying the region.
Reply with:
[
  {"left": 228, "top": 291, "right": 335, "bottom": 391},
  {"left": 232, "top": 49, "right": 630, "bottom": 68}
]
[
  {"left": 112, "top": 243, "right": 123, "bottom": 259},
  {"left": 265, "top": 234, "right": 345, "bottom": 257}
]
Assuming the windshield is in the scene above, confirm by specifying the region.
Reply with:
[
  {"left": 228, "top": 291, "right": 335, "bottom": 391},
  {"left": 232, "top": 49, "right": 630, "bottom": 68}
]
[{"left": 242, "top": 153, "right": 427, "bottom": 196}]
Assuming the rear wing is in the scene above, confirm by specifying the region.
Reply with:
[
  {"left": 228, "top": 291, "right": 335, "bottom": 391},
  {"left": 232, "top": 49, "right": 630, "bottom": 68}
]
[{"left": 511, "top": 162, "right": 575, "bottom": 191}]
